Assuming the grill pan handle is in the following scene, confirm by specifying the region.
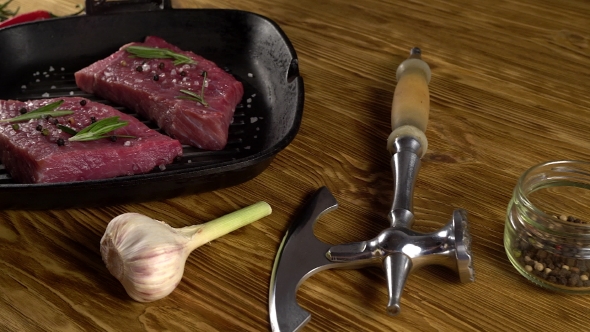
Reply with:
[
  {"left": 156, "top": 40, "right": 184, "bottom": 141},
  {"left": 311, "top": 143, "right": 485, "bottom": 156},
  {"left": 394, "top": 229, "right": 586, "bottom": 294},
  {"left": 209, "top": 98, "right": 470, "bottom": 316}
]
[{"left": 85, "top": 0, "right": 172, "bottom": 15}]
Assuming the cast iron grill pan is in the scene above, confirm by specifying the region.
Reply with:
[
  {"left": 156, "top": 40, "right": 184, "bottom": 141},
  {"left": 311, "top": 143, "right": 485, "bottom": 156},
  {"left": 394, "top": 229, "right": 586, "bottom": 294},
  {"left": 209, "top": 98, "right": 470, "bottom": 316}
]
[{"left": 0, "top": 8, "right": 303, "bottom": 209}]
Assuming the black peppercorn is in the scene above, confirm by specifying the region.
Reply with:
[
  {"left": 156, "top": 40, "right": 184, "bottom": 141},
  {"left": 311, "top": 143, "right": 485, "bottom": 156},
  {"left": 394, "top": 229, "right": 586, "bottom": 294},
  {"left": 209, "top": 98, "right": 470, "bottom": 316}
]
[
  {"left": 568, "top": 274, "right": 580, "bottom": 287},
  {"left": 90, "top": 116, "right": 97, "bottom": 123},
  {"left": 153, "top": 75, "right": 159, "bottom": 81},
  {"left": 80, "top": 100, "right": 87, "bottom": 106},
  {"left": 158, "top": 62, "right": 165, "bottom": 69},
  {"left": 56, "top": 138, "right": 65, "bottom": 146},
  {"left": 136, "top": 66, "right": 143, "bottom": 72},
  {"left": 19, "top": 107, "right": 27, "bottom": 114},
  {"left": 110, "top": 135, "right": 117, "bottom": 142},
  {"left": 36, "top": 124, "right": 43, "bottom": 131},
  {"left": 180, "top": 71, "right": 187, "bottom": 77}
]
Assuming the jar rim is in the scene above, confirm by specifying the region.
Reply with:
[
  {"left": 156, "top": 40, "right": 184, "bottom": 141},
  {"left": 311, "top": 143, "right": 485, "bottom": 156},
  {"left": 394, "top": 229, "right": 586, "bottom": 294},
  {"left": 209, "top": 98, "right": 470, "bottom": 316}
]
[{"left": 516, "top": 160, "right": 590, "bottom": 235}]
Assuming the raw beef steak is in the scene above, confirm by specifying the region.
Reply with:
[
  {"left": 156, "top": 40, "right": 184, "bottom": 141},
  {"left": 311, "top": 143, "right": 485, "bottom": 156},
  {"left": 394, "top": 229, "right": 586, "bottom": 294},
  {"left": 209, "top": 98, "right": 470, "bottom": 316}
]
[
  {"left": 75, "top": 36, "right": 244, "bottom": 150},
  {"left": 0, "top": 97, "right": 183, "bottom": 183}
]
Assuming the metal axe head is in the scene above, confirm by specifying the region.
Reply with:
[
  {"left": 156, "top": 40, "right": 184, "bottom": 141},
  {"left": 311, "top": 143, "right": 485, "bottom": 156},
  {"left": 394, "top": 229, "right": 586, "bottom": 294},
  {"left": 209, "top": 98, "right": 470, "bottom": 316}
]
[{"left": 268, "top": 186, "right": 339, "bottom": 332}]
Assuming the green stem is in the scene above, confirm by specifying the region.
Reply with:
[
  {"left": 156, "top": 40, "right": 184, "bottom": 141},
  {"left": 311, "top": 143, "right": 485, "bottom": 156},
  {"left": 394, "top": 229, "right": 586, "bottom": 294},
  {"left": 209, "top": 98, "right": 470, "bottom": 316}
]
[{"left": 183, "top": 201, "right": 272, "bottom": 251}]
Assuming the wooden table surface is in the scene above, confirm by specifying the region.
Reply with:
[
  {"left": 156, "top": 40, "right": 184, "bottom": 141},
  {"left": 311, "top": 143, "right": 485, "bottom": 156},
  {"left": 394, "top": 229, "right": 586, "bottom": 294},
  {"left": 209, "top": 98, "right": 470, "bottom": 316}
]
[{"left": 2, "top": 0, "right": 590, "bottom": 331}]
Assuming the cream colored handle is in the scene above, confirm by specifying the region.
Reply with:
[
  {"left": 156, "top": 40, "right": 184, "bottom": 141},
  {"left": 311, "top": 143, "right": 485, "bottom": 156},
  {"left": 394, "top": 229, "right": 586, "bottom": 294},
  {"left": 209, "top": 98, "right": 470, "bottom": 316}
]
[
  {"left": 391, "top": 48, "right": 431, "bottom": 132},
  {"left": 387, "top": 48, "right": 431, "bottom": 156}
]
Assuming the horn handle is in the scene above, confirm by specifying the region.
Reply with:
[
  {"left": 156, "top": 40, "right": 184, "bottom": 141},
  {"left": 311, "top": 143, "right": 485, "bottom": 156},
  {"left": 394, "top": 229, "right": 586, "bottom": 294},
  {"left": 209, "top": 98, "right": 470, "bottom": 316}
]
[{"left": 387, "top": 48, "right": 431, "bottom": 156}]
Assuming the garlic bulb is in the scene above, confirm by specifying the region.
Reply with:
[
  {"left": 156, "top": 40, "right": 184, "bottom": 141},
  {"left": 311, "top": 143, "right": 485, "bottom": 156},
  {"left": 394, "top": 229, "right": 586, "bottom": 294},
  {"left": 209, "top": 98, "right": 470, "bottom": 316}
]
[{"left": 100, "top": 201, "right": 272, "bottom": 302}]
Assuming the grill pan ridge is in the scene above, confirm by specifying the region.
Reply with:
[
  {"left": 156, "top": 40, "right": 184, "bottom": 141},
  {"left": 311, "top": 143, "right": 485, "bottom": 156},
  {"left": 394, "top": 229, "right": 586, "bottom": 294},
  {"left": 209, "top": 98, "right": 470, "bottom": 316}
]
[{"left": 0, "top": 7, "right": 304, "bottom": 209}]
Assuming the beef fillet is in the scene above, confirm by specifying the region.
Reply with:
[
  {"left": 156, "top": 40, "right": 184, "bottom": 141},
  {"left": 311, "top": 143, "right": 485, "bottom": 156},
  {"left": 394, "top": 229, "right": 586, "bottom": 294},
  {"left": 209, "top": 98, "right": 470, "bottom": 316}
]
[
  {"left": 0, "top": 97, "right": 182, "bottom": 183},
  {"left": 75, "top": 36, "right": 244, "bottom": 150}
]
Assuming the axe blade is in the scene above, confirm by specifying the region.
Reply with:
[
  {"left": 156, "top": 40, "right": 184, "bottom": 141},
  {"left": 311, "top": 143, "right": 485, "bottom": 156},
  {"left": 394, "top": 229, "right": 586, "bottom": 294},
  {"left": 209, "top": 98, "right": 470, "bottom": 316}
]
[{"left": 269, "top": 187, "right": 339, "bottom": 332}]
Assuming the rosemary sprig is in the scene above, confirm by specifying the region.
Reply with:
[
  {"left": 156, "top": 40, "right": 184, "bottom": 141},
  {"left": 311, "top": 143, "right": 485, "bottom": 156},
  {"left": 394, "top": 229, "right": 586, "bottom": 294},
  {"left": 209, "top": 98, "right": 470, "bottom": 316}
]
[
  {"left": 0, "top": 0, "right": 19, "bottom": 22},
  {"left": 67, "top": 116, "right": 134, "bottom": 142},
  {"left": 0, "top": 100, "right": 73, "bottom": 123},
  {"left": 124, "top": 46, "right": 196, "bottom": 66},
  {"left": 176, "top": 71, "right": 209, "bottom": 107},
  {"left": 177, "top": 90, "right": 209, "bottom": 107}
]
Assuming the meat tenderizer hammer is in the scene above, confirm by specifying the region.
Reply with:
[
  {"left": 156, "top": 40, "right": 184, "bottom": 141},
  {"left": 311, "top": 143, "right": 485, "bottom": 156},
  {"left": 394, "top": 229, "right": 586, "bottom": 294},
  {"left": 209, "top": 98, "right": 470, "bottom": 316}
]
[{"left": 268, "top": 48, "right": 475, "bottom": 332}]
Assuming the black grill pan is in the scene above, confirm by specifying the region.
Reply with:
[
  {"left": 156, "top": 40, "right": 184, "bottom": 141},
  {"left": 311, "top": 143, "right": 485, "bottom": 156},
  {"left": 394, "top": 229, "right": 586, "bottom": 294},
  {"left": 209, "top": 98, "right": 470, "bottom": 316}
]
[{"left": 0, "top": 1, "right": 303, "bottom": 209}]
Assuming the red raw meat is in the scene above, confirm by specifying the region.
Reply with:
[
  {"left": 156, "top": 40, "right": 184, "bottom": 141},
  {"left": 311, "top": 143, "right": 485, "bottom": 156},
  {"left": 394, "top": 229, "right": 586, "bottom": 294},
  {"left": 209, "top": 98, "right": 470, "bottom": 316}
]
[
  {"left": 0, "top": 97, "right": 183, "bottom": 183},
  {"left": 75, "top": 36, "right": 244, "bottom": 150}
]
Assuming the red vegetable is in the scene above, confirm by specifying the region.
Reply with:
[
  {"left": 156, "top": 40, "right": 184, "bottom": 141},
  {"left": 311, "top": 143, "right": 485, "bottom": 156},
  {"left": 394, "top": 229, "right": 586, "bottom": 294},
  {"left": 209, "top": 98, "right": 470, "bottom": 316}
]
[{"left": 0, "top": 10, "right": 52, "bottom": 28}]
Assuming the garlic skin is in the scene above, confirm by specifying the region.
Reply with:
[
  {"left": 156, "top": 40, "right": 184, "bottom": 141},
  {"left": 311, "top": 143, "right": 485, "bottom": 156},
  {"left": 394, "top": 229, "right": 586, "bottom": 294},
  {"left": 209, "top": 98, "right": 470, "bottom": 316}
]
[{"left": 100, "top": 213, "right": 193, "bottom": 302}]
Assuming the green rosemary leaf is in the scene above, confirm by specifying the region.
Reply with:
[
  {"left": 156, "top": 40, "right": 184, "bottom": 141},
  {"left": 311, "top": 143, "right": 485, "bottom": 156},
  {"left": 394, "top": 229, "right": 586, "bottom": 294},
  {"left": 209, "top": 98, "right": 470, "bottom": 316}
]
[
  {"left": 57, "top": 124, "right": 78, "bottom": 136},
  {"left": 69, "top": 116, "right": 133, "bottom": 142},
  {"left": 176, "top": 72, "right": 209, "bottom": 107},
  {"left": 124, "top": 45, "right": 196, "bottom": 66},
  {"left": 0, "top": 0, "right": 19, "bottom": 22},
  {"left": 200, "top": 71, "right": 208, "bottom": 104},
  {"left": 0, "top": 100, "right": 74, "bottom": 123}
]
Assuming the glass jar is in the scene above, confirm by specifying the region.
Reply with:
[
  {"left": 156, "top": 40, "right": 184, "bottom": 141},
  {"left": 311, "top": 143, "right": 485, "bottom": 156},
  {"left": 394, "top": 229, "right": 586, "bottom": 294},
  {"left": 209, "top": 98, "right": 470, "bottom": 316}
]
[{"left": 505, "top": 160, "right": 590, "bottom": 293}]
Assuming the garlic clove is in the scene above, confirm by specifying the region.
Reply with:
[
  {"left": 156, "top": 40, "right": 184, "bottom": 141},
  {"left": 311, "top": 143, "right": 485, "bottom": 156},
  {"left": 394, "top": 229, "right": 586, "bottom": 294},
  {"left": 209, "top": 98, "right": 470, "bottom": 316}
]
[{"left": 100, "top": 213, "right": 192, "bottom": 302}]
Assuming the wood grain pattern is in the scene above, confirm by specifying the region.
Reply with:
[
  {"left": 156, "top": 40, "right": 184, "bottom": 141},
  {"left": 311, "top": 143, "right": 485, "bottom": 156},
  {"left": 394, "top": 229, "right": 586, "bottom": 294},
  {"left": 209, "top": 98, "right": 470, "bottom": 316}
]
[{"left": 2, "top": 0, "right": 590, "bottom": 330}]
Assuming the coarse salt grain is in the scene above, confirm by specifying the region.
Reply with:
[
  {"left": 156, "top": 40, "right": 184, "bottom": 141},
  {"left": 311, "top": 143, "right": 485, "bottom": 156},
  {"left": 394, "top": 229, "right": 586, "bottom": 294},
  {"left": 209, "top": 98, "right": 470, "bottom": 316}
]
[
  {"left": 247, "top": 73, "right": 254, "bottom": 77},
  {"left": 171, "top": 69, "right": 176, "bottom": 75},
  {"left": 42, "top": 93, "right": 50, "bottom": 97},
  {"left": 159, "top": 165, "right": 166, "bottom": 171},
  {"left": 49, "top": 66, "right": 55, "bottom": 72},
  {"left": 250, "top": 117, "right": 258, "bottom": 123},
  {"left": 69, "top": 91, "right": 74, "bottom": 95},
  {"left": 251, "top": 93, "right": 256, "bottom": 97},
  {"left": 35, "top": 79, "right": 40, "bottom": 82},
  {"left": 244, "top": 146, "right": 251, "bottom": 150},
  {"left": 246, "top": 98, "right": 252, "bottom": 103},
  {"left": 61, "top": 67, "right": 65, "bottom": 71},
  {"left": 187, "top": 160, "right": 192, "bottom": 164},
  {"left": 51, "top": 86, "right": 56, "bottom": 89},
  {"left": 21, "top": 85, "right": 26, "bottom": 89},
  {"left": 124, "top": 141, "right": 131, "bottom": 147},
  {"left": 247, "top": 105, "right": 252, "bottom": 108}
]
